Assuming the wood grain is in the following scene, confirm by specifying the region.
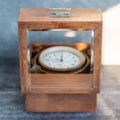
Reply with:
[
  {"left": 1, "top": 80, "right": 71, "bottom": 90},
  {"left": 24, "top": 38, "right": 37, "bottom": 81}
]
[
  {"left": 25, "top": 93, "right": 96, "bottom": 112},
  {"left": 27, "top": 74, "right": 93, "bottom": 94},
  {"left": 18, "top": 8, "right": 102, "bottom": 112},
  {"left": 93, "top": 25, "right": 102, "bottom": 92},
  {"left": 19, "top": 8, "right": 102, "bottom": 22},
  {"left": 18, "top": 24, "right": 30, "bottom": 93},
  {"left": 18, "top": 8, "right": 102, "bottom": 30},
  {"left": 31, "top": 74, "right": 92, "bottom": 86}
]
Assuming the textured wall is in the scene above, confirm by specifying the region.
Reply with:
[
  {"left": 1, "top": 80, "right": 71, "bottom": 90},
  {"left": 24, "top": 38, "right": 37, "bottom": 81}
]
[{"left": 0, "top": 0, "right": 119, "bottom": 63}]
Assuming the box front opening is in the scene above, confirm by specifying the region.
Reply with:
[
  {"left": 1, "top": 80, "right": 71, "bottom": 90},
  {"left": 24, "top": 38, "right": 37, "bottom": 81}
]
[
  {"left": 26, "top": 29, "right": 94, "bottom": 93},
  {"left": 27, "top": 29, "right": 94, "bottom": 75}
]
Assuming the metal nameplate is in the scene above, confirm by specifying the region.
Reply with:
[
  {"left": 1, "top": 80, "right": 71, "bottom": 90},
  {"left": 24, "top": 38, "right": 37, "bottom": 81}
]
[{"left": 50, "top": 11, "right": 70, "bottom": 18}]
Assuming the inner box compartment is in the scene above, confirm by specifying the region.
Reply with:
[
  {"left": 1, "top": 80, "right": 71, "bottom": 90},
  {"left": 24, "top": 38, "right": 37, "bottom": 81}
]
[
  {"left": 28, "top": 44, "right": 93, "bottom": 90},
  {"left": 27, "top": 29, "right": 94, "bottom": 90},
  {"left": 28, "top": 43, "right": 92, "bottom": 74}
]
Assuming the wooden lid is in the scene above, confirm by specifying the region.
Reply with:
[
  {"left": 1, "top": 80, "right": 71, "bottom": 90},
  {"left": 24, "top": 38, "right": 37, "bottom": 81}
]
[{"left": 18, "top": 8, "right": 102, "bottom": 23}]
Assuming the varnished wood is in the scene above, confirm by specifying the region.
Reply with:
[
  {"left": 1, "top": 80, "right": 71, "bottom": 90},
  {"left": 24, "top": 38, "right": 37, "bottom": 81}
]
[
  {"left": 18, "top": 8, "right": 102, "bottom": 112},
  {"left": 28, "top": 86, "right": 94, "bottom": 94},
  {"left": 27, "top": 74, "right": 93, "bottom": 94},
  {"left": 19, "top": 8, "right": 102, "bottom": 22},
  {"left": 18, "top": 8, "right": 102, "bottom": 30},
  {"left": 18, "top": 24, "right": 30, "bottom": 93},
  {"left": 31, "top": 74, "right": 92, "bottom": 86},
  {"left": 25, "top": 94, "right": 96, "bottom": 112},
  {"left": 93, "top": 25, "right": 102, "bottom": 91}
]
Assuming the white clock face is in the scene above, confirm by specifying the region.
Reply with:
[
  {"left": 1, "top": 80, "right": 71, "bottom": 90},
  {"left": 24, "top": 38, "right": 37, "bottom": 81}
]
[
  {"left": 39, "top": 46, "right": 85, "bottom": 71},
  {"left": 43, "top": 51, "right": 80, "bottom": 69}
]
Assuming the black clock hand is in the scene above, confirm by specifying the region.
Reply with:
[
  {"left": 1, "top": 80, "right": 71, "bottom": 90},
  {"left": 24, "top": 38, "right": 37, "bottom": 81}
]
[{"left": 60, "top": 54, "right": 63, "bottom": 62}]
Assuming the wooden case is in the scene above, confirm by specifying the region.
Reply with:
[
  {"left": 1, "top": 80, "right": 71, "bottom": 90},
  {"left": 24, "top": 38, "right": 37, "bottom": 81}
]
[{"left": 18, "top": 8, "right": 102, "bottom": 112}]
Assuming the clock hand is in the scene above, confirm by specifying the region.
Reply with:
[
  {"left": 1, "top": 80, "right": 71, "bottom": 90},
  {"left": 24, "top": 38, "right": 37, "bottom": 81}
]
[{"left": 60, "top": 54, "right": 63, "bottom": 62}]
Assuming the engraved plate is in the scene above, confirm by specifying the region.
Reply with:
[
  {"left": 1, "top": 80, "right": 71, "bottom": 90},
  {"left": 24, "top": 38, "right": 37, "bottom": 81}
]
[{"left": 50, "top": 11, "right": 70, "bottom": 17}]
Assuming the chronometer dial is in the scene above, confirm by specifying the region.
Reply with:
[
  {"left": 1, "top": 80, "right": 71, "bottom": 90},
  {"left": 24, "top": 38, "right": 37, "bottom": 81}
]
[{"left": 39, "top": 46, "right": 85, "bottom": 71}]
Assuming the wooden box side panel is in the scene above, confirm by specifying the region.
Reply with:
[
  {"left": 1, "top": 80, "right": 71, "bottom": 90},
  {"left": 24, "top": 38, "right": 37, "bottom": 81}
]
[
  {"left": 18, "top": 24, "right": 29, "bottom": 93},
  {"left": 27, "top": 74, "right": 93, "bottom": 94},
  {"left": 30, "top": 74, "right": 92, "bottom": 86},
  {"left": 93, "top": 25, "right": 102, "bottom": 91},
  {"left": 25, "top": 93, "right": 97, "bottom": 112}
]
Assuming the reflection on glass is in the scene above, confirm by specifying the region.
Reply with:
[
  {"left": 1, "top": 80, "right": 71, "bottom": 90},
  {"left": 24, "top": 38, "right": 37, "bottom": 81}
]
[{"left": 27, "top": 29, "right": 94, "bottom": 74}]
